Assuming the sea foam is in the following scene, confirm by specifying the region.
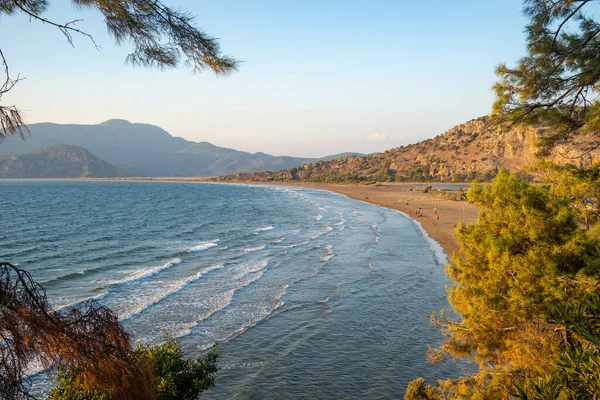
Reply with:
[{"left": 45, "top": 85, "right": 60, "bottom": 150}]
[
  {"left": 109, "top": 258, "right": 182, "bottom": 286},
  {"left": 254, "top": 226, "right": 274, "bottom": 233},
  {"left": 120, "top": 264, "right": 224, "bottom": 320},
  {"left": 244, "top": 244, "right": 267, "bottom": 252},
  {"left": 188, "top": 239, "right": 220, "bottom": 253}
]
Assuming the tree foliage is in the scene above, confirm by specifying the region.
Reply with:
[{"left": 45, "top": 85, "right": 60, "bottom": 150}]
[
  {"left": 0, "top": 0, "right": 239, "bottom": 141},
  {"left": 0, "top": 262, "right": 155, "bottom": 400},
  {"left": 405, "top": 172, "right": 600, "bottom": 398},
  {"left": 49, "top": 338, "right": 218, "bottom": 400},
  {"left": 0, "top": 261, "right": 218, "bottom": 400},
  {"left": 531, "top": 160, "right": 600, "bottom": 229},
  {"left": 493, "top": 0, "right": 600, "bottom": 155}
]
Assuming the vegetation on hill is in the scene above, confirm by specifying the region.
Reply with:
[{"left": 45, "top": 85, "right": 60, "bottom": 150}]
[
  {"left": 0, "top": 144, "right": 126, "bottom": 178},
  {"left": 214, "top": 116, "right": 600, "bottom": 183}
]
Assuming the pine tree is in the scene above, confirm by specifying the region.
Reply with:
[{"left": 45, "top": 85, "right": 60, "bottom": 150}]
[
  {"left": 493, "top": 0, "right": 600, "bottom": 154},
  {"left": 406, "top": 172, "right": 600, "bottom": 398}
]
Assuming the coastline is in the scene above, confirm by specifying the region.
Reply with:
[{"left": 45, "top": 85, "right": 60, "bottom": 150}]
[
  {"left": 265, "top": 182, "right": 479, "bottom": 257},
  {"left": 3, "top": 178, "right": 478, "bottom": 257}
]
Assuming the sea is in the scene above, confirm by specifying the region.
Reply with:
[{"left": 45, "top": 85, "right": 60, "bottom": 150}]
[{"left": 0, "top": 180, "right": 471, "bottom": 399}]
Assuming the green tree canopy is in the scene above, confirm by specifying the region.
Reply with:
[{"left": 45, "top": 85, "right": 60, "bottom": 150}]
[
  {"left": 49, "top": 337, "right": 218, "bottom": 400},
  {"left": 0, "top": 0, "right": 238, "bottom": 140},
  {"left": 494, "top": 0, "right": 600, "bottom": 154},
  {"left": 406, "top": 172, "right": 600, "bottom": 399}
]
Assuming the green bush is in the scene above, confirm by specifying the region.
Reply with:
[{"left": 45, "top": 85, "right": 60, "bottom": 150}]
[{"left": 49, "top": 336, "right": 218, "bottom": 400}]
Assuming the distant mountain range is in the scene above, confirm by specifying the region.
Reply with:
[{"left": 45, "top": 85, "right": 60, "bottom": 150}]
[
  {"left": 214, "top": 117, "right": 600, "bottom": 183},
  {"left": 0, "top": 145, "right": 125, "bottom": 178},
  {"left": 0, "top": 119, "right": 364, "bottom": 177}
]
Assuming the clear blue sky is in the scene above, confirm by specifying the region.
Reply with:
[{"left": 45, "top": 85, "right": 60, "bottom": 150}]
[{"left": 0, "top": 0, "right": 527, "bottom": 157}]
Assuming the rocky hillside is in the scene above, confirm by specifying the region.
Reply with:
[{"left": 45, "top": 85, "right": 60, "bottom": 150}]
[
  {"left": 0, "top": 145, "right": 126, "bottom": 178},
  {"left": 214, "top": 117, "right": 600, "bottom": 183},
  {"left": 0, "top": 120, "right": 364, "bottom": 177}
]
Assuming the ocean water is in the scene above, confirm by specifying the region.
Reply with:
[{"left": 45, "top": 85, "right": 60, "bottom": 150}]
[{"left": 0, "top": 181, "right": 470, "bottom": 398}]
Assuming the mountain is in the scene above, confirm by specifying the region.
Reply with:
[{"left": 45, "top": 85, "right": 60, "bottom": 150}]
[
  {"left": 0, "top": 145, "right": 126, "bottom": 178},
  {"left": 0, "top": 120, "right": 362, "bottom": 177},
  {"left": 213, "top": 117, "right": 600, "bottom": 183}
]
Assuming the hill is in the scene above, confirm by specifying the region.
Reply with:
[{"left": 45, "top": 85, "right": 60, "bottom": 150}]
[
  {"left": 0, "top": 145, "right": 126, "bottom": 178},
  {"left": 213, "top": 117, "right": 600, "bottom": 183},
  {"left": 0, "top": 120, "right": 363, "bottom": 177}
]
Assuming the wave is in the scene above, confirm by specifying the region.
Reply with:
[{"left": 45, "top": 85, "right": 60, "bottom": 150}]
[
  {"left": 174, "top": 289, "right": 236, "bottom": 339},
  {"left": 254, "top": 226, "right": 274, "bottom": 233},
  {"left": 187, "top": 239, "right": 220, "bottom": 253},
  {"left": 284, "top": 239, "right": 311, "bottom": 249},
  {"left": 194, "top": 279, "right": 289, "bottom": 351},
  {"left": 174, "top": 268, "right": 267, "bottom": 339},
  {"left": 371, "top": 223, "right": 382, "bottom": 243},
  {"left": 244, "top": 244, "right": 267, "bottom": 253},
  {"left": 108, "top": 258, "right": 182, "bottom": 286},
  {"left": 314, "top": 214, "right": 323, "bottom": 221},
  {"left": 308, "top": 226, "right": 333, "bottom": 240},
  {"left": 271, "top": 237, "right": 286, "bottom": 244},
  {"left": 236, "top": 259, "right": 269, "bottom": 276},
  {"left": 56, "top": 289, "right": 109, "bottom": 311},
  {"left": 320, "top": 245, "right": 335, "bottom": 262},
  {"left": 120, "top": 264, "right": 224, "bottom": 320}
]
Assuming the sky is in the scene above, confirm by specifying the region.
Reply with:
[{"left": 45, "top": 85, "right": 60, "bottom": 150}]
[{"left": 0, "top": 0, "right": 528, "bottom": 157}]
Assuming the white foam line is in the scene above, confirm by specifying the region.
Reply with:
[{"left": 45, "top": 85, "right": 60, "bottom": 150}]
[
  {"left": 348, "top": 198, "right": 448, "bottom": 266},
  {"left": 244, "top": 244, "right": 267, "bottom": 252},
  {"left": 320, "top": 244, "right": 335, "bottom": 262},
  {"left": 174, "top": 289, "right": 235, "bottom": 338},
  {"left": 174, "top": 269, "right": 267, "bottom": 339},
  {"left": 188, "top": 239, "right": 220, "bottom": 253},
  {"left": 109, "top": 258, "right": 182, "bottom": 286},
  {"left": 254, "top": 226, "right": 274, "bottom": 233},
  {"left": 285, "top": 239, "right": 311, "bottom": 249},
  {"left": 120, "top": 264, "right": 224, "bottom": 321},
  {"left": 308, "top": 226, "right": 333, "bottom": 240},
  {"left": 195, "top": 281, "right": 290, "bottom": 351},
  {"left": 235, "top": 259, "right": 269, "bottom": 276},
  {"left": 291, "top": 186, "right": 448, "bottom": 266}
]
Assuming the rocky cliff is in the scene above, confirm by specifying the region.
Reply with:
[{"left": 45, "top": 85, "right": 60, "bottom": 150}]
[{"left": 214, "top": 117, "right": 600, "bottom": 182}]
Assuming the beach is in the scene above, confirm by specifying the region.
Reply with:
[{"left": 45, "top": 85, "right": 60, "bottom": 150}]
[{"left": 297, "top": 182, "right": 479, "bottom": 257}]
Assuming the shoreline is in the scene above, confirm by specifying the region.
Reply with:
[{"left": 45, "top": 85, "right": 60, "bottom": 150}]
[
  {"left": 3, "top": 178, "right": 480, "bottom": 257},
  {"left": 264, "top": 182, "right": 479, "bottom": 257}
]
